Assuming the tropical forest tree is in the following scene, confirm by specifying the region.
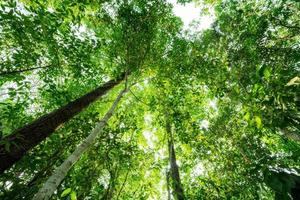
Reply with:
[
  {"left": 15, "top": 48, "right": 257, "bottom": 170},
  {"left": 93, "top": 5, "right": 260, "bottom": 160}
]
[{"left": 0, "top": 0, "right": 299, "bottom": 199}]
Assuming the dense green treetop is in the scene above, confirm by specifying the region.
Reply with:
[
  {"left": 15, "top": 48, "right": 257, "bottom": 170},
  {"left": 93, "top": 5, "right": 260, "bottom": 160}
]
[{"left": 0, "top": 0, "right": 299, "bottom": 199}]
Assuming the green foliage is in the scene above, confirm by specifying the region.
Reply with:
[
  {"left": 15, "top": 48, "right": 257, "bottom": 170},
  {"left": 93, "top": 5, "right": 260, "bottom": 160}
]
[
  {"left": 0, "top": 0, "right": 300, "bottom": 199},
  {"left": 61, "top": 188, "right": 71, "bottom": 197}
]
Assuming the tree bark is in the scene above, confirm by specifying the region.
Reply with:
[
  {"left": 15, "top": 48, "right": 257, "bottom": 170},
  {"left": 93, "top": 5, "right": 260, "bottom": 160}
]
[
  {"left": 0, "top": 73, "right": 125, "bottom": 174},
  {"left": 165, "top": 113, "right": 185, "bottom": 200},
  {"left": 166, "top": 170, "right": 171, "bottom": 200},
  {"left": 32, "top": 88, "right": 127, "bottom": 200}
]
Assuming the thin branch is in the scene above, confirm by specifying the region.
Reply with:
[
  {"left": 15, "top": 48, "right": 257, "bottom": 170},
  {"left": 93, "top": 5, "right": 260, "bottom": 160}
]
[
  {"left": 274, "top": 17, "right": 300, "bottom": 31},
  {"left": 116, "top": 169, "right": 130, "bottom": 200},
  {"left": 129, "top": 89, "right": 148, "bottom": 106},
  {"left": 0, "top": 65, "right": 52, "bottom": 76}
]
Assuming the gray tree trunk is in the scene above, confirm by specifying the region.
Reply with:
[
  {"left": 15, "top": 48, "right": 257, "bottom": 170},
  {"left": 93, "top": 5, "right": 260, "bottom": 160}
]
[{"left": 32, "top": 88, "right": 127, "bottom": 200}]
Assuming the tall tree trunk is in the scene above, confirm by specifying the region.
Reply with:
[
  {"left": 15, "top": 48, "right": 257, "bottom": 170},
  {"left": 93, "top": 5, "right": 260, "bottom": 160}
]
[
  {"left": 0, "top": 73, "right": 125, "bottom": 174},
  {"left": 165, "top": 113, "right": 185, "bottom": 200},
  {"left": 166, "top": 170, "right": 171, "bottom": 200},
  {"left": 32, "top": 88, "right": 127, "bottom": 200}
]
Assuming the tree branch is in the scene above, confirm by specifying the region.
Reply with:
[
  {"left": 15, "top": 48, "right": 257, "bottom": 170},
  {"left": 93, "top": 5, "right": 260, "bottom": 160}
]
[{"left": 0, "top": 65, "right": 52, "bottom": 76}]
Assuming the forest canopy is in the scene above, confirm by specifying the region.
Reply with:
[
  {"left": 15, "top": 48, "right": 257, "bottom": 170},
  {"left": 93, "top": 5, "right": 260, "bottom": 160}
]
[{"left": 0, "top": 0, "right": 299, "bottom": 199}]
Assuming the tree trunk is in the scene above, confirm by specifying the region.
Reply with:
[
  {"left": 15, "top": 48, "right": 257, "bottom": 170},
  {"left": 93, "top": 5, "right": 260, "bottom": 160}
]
[
  {"left": 166, "top": 170, "right": 171, "bottom": 200},
  {"left": 102, "top": 166, "right": 119, "bottom": 200},
  {"left": 27, "top": 146, "right": 65, "bottom": 187},
  {"left": 32, "top": 88, "right": 127, "bottom": 200},
  {"left": 0, "top": 73, "right": 125, "bottom": 174},
  {"left": 165, "top": 113, "right": 185, "bottom": 200},
  {"left": 116, "top": 168, "right": 130, "bottom": 200}
]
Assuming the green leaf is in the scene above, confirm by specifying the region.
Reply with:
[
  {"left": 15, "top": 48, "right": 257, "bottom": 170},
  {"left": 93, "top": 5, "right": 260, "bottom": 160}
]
[
  {"left": 253, "top": 84, "right": 260, "bottom": 92},
  {"left": 61, "top": 188, "right": 71, "bottom": 197},
  {"left": 243, "top": 112, "right": 250, "bottom": 121},
  {"left": 255, "top": 116, "right": 262, "bottom": 128},
  {"left": 4, "top": 142, "right": 10, "bottom": 152},
  {"left": 70, "top": 191, "right": 77, "bottom": 200},
  {"left": 263, "top": 68, "right": 271, "bottom": 80}
]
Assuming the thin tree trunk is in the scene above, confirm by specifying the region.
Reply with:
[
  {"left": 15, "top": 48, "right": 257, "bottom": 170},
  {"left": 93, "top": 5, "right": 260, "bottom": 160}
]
[
  {"left": 32, "top": 88, "right": 127, "bottom": 200},
  {"left": 103, "top": 166, "right": 119, "bottom": 200},
  {"left": 165, "top": 113, "right": 185, "bottom": 200},
  {"left": 116, "top": 168, "right": 130, "bottom": 200},
  {"left": 27, "top": 150, "right": 63, "bottom": 187},
  {"left": 0, "top": 73, "right": 125, "bottom": 174}
]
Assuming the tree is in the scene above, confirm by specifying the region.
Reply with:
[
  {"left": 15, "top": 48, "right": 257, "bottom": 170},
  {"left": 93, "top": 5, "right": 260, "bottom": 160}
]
[
  {"left": 32, "top": 87, "right": 127, "bottom": 200},
  {"left": 1, "top": 0, "right": 300, "bottom": 199},
  {"left": 0, "top": 74, "right": 125, "bottom": 173},
  {"left": 165, "top": 112, "right": 185, "bottom": 200}
]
